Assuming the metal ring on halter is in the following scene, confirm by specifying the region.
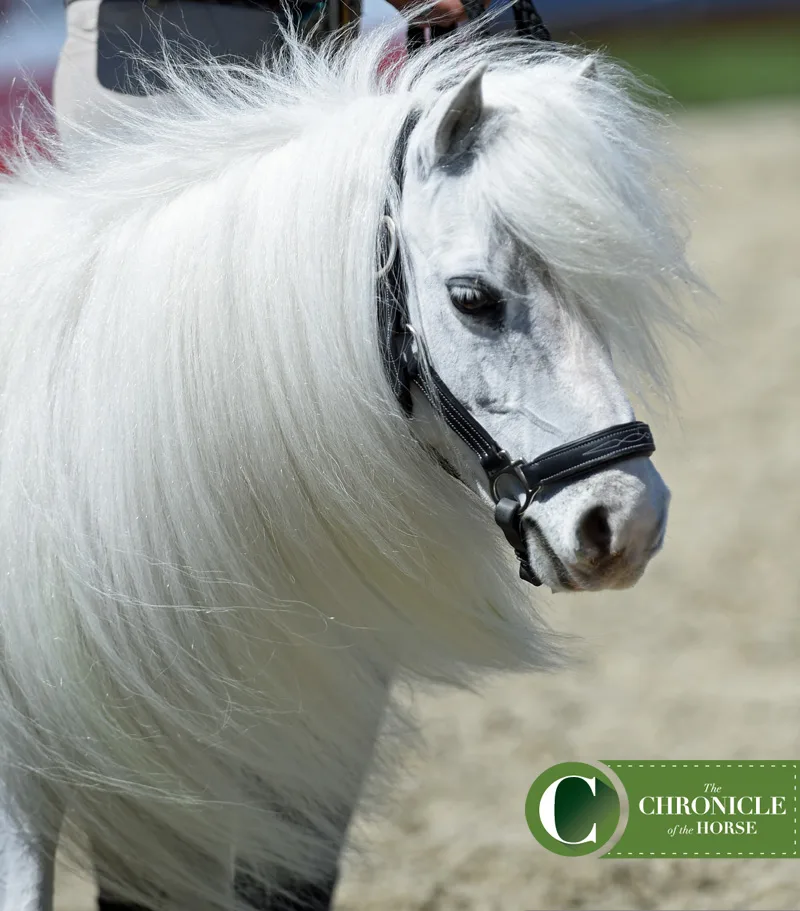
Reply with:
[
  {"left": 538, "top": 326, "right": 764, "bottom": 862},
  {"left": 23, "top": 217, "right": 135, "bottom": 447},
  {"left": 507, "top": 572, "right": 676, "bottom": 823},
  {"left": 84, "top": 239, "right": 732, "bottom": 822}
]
[
  {"left": 490, "top": 458, "right": 539, "bottom": 511},
  {"left": 402, "top": 321, "right": 422, "bottom": 365},
  {"left": 375, "top": 215, "right": 398, "bottom": 279}
]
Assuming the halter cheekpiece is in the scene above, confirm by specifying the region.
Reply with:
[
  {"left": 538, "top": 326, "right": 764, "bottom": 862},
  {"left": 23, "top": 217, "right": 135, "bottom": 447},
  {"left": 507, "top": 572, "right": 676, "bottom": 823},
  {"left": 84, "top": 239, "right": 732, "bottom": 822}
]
[{"left": 378, "top": 5, "right": 657, "bottom": 587}]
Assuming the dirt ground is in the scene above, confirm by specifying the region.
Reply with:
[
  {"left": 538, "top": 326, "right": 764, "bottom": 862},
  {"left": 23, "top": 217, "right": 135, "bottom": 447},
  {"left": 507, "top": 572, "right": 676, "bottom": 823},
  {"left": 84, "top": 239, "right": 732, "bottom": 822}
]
[{"left": 55, "top": 100, "right": 800, "bottom": 911}]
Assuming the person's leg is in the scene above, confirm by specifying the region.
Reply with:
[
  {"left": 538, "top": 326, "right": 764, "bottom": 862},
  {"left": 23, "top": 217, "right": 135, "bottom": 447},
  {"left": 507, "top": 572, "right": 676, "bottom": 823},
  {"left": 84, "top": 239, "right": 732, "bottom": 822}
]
[
  {"left": 53, "top": 0, "right": 162, "bottom": 137},
  {"left": 53, "top": 0, "right": 289, "bottom": 139}
]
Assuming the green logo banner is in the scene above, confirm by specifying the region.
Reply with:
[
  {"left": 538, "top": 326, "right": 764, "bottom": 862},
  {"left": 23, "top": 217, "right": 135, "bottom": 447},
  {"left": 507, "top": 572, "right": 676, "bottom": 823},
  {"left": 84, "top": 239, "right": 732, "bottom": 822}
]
[
  {"left": 526, "top": 762, "right": 799, "bottom": 859},
  {"left": 524, "top": 762, "right": 621, "bottom": 857}
]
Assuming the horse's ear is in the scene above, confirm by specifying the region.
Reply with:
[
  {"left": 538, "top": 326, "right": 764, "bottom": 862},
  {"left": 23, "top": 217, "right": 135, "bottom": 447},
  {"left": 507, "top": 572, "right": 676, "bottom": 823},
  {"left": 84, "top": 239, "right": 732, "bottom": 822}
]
[{"left": 418, "top": 64, "right": 487, "bottom": 172}]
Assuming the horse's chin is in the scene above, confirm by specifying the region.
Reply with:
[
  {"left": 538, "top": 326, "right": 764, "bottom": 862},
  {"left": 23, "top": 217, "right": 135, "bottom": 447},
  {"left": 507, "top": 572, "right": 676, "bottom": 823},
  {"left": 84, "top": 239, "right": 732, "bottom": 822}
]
[{"left": 527, "top": 540, "right": 653, "bottom": 594}]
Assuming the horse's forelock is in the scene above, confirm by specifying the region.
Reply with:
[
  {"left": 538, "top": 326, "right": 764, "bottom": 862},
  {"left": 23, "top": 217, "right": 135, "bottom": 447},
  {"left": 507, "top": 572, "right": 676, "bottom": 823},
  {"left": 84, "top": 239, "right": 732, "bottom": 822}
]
[{"left": 462, "top": 52, "right": 700, "bottom": 403}]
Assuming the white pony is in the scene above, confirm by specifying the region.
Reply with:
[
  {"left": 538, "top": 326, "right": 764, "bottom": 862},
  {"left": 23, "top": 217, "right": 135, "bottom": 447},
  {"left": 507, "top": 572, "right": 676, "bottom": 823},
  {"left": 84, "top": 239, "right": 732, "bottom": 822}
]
[{"left": 0, "top": 22, "right": 695, "bottom": 911}]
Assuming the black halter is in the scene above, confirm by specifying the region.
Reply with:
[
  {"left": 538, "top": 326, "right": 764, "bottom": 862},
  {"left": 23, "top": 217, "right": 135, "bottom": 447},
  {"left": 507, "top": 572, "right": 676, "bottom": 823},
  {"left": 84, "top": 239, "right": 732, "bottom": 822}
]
[{"left": 380, "top": 4, "right": 656, "bottom": 587}]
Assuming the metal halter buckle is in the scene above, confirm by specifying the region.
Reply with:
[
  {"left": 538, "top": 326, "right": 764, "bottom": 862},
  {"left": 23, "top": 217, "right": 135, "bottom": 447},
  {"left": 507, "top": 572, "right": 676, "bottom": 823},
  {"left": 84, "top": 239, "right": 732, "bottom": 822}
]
[{"left": 489, "top": 454, "right": 539, "bottom": 512}]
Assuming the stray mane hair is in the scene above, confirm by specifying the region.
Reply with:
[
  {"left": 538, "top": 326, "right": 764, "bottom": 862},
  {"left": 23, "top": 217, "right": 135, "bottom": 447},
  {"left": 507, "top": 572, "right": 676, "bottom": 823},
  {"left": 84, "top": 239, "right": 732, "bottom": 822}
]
[{"left": 0, "top": 21, "right": 697, "bottom": 909}]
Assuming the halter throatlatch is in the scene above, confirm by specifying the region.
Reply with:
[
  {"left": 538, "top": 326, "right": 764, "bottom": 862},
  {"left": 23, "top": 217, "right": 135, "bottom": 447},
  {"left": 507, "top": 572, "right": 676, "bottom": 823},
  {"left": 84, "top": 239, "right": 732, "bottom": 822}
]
[{"left": 379, "top": 4, "right": 657, "bottom": 586}]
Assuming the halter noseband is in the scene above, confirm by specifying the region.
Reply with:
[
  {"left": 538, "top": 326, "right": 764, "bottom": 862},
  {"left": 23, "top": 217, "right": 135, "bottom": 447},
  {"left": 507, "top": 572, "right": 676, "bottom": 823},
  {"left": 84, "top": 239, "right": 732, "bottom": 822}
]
[{"left": 378, "top": 7, "right": 656, "bottom": 587}]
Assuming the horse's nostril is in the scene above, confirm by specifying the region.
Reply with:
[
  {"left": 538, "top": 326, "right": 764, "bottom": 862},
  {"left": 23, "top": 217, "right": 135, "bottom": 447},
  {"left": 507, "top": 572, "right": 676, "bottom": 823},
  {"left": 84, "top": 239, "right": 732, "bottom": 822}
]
[{"left": 577, "top": 505, "right": 612, "bottom": 561}]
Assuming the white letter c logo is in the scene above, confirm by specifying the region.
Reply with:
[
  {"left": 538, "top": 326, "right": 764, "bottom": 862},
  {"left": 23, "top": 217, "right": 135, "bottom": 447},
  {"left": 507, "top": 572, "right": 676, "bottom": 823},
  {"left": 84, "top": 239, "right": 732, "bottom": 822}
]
[{"left": 539, "top": 776, "right": 598, "bottom": 845}]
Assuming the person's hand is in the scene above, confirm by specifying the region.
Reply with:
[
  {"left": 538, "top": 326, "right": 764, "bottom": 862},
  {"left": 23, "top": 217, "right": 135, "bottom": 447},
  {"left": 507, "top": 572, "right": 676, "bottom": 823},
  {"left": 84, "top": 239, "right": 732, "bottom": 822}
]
[{"left": 386, "top": 0, "right": 471, "bottom": 28}]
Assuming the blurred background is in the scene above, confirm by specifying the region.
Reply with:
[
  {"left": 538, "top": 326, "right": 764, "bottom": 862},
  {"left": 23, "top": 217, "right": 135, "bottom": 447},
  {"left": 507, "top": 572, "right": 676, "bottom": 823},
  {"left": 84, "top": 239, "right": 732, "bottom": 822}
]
[
  {"left": 2, "top": 0, "right": 799, "bottom": 143},
  {"left": 1, "top": 0, "right": 799, "bottom": 909}
]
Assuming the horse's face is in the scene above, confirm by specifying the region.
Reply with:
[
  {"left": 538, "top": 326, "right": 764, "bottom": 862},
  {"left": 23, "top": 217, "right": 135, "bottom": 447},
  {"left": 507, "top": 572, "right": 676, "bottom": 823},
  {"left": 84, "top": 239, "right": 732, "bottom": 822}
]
[{"left": 400, "top": 65, "right": 670, "bottom": 592}]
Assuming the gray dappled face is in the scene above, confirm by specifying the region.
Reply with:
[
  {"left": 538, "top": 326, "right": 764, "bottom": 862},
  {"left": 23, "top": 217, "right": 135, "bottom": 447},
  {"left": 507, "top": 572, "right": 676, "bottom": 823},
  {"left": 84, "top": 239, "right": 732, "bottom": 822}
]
[{"left": 398, "top": 66, "right": 670, "bottom": 592}]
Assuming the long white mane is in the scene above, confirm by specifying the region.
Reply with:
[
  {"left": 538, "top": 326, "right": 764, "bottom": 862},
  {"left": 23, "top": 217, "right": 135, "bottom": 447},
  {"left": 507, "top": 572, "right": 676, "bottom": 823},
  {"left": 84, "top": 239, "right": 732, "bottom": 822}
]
[{"left": 0, "top": 24, "right": 695, "bottom": 909}]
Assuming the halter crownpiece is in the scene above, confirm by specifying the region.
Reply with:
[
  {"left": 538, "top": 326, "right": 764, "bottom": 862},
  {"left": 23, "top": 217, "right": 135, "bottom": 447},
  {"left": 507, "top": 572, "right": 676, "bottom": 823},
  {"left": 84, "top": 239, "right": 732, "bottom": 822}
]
[{"left": 382, "top": 4, "right": 657, "bottom": 586}]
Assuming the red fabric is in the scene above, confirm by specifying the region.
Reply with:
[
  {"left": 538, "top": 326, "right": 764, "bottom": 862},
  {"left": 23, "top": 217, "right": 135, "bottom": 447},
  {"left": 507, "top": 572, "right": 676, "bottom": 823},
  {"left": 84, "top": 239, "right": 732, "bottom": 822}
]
[
  {"left": 0, "top": 69, "right": 54, "bottom": 173},
  {"left": 377, "top": 34, "right": 408, "bottom": 85}
]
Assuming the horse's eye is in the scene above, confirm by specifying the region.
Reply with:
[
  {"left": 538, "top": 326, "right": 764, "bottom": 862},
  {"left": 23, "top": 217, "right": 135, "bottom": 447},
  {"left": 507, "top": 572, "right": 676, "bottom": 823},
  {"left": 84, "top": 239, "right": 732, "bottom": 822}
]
[{"left": 446, "top": 279, "right": 503, "bottom": 319}]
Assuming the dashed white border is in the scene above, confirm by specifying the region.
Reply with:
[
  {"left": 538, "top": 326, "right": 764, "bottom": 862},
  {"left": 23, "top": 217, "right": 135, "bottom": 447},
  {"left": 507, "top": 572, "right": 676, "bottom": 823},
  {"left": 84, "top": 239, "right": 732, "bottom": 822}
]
[{"left": 602, "top": 762, "right": 799, "bottom": 858}]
